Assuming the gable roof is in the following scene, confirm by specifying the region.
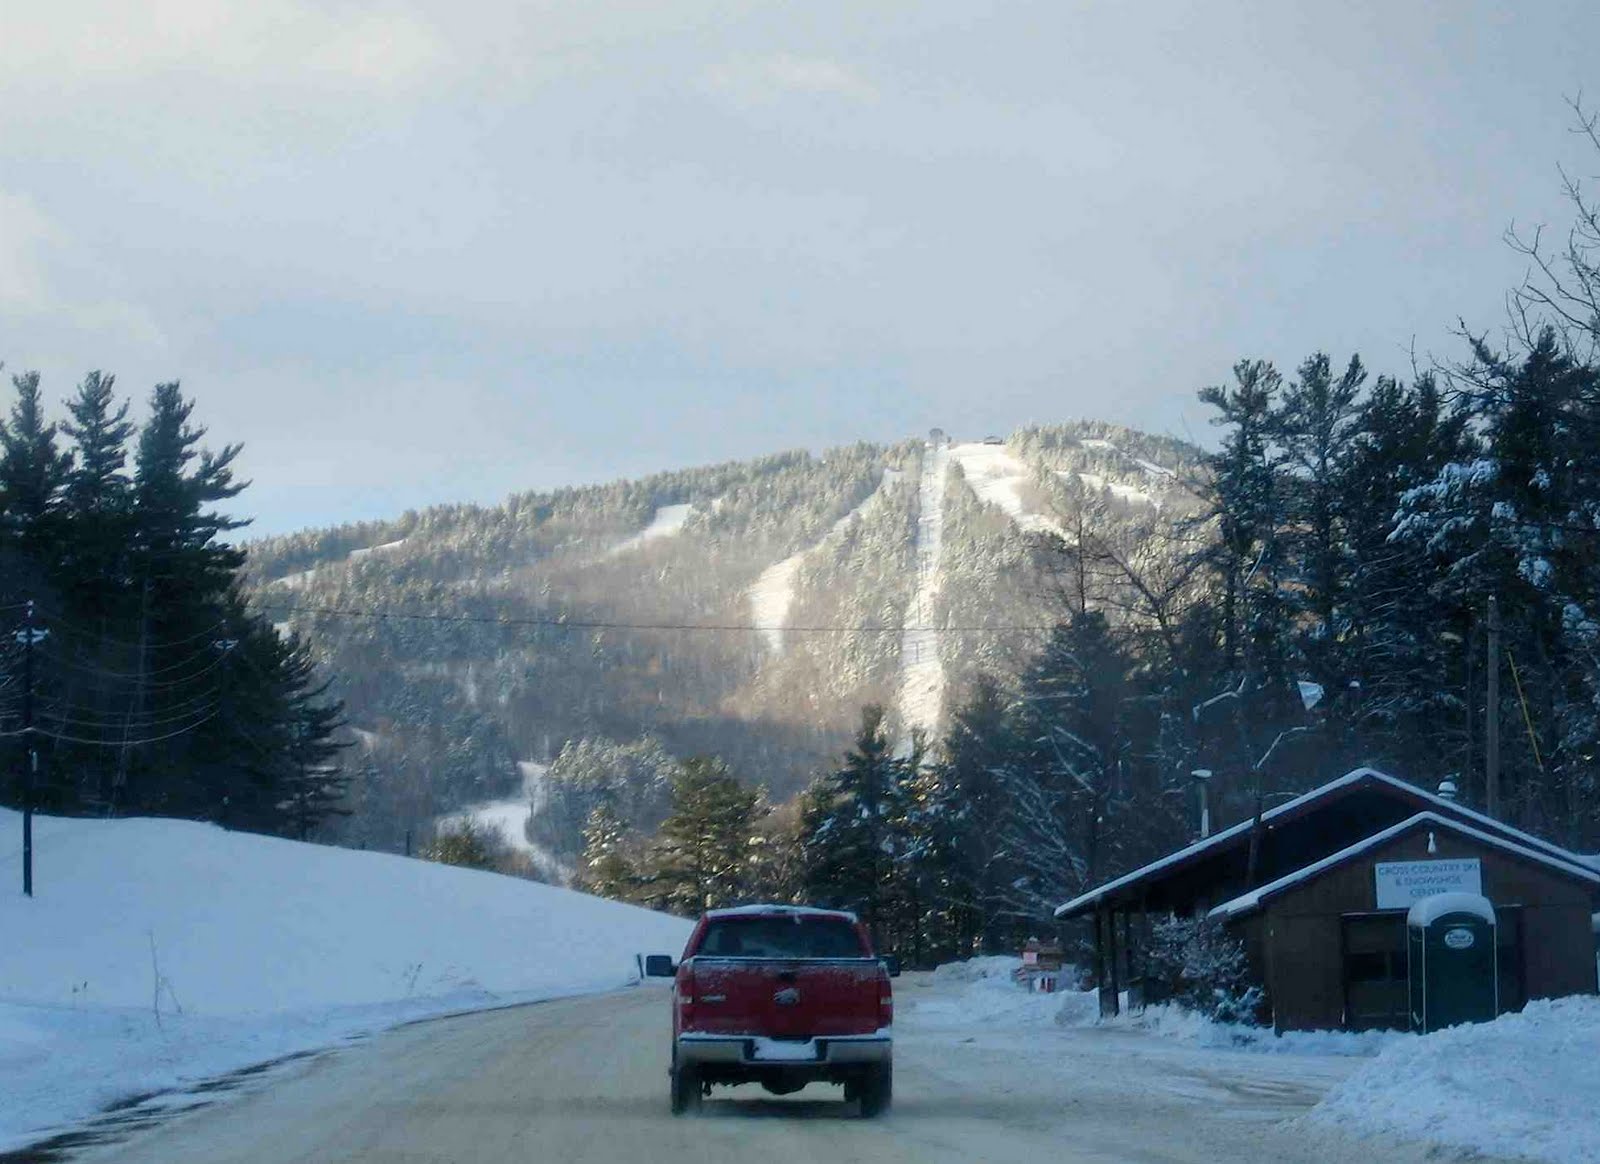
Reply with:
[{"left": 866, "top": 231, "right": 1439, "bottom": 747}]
[
  {"left": 1207, "top": 811, "right": 1600, "bottom": 921},
  {"left": 1054, "top": 767, "right": 1597, "bottom": 920}
]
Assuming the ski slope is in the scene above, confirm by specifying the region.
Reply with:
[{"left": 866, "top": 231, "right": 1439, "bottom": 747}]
[
  {"left": 948, "top": 441, "right": 1064, "bottom": 535},
  {"left": 0, "top": 807, "right": 690, "bottom": 1152},
  {"left": 896, "top": 440, "right": 951, "bottom": 742},
  {"left": 607, "top": 503, "right": 695, "bottom": 557},
  {"left": 1069, "top": 471, "right": 1158, "bottom": 507},
  {"left": 748, "top": 468, "right": 901, "bottom": 654}
]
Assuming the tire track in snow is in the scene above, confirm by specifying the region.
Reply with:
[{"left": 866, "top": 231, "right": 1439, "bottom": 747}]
[{"left": 895, "top": 440, "right": 951, "bottom": 743}]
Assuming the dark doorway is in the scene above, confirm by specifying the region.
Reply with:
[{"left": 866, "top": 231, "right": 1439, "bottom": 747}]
[{"left": 1341, "top": 912, "right": 1408, "bottom": 1030}]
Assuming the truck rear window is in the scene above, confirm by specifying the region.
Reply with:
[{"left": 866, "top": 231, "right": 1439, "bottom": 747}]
[{"left": 697, "top": 917, "right": 867, "bottom": 959}]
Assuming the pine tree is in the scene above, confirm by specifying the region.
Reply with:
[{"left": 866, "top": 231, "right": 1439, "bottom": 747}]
[
  {"left": 935, "top": 675, "right": 1022, "bottom": 952},
  {"left": 648, "top": 756, "right": 760, "bottom": 914},
  {"left": 0, "top": 370, "right": 72, "bottom": 573},
  {"left": 801, "top": 705, "right": 911, "bottom": 946},
  {"left": 576, "top": 803, "right": 641, "bottom": 901},
  {"left": 1272, "top": 353, "right": 1365, "bottom": 698},
  {"left": 59, "top": 371, "right": 135, "bottom": 612}
]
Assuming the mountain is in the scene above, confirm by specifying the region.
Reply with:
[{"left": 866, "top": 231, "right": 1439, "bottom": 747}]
[{"left": 244, "top": 423, "right": 1207, "bottom": 870}]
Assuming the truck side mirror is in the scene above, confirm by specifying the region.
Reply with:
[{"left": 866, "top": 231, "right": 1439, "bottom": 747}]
[
  {"left": 644, "top": 954, "right": 677, "bottom": 978},
  {"left": 881, "top": 955, "right": 901, "bottom": 978}
]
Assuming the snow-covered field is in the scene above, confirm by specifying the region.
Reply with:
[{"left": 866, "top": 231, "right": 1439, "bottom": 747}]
[
  {"left": 0, "top": 807, "right": 691, "bottom": 1152},
  {"left": 915, "top": 957, "right": 1600, "bottom": 1164}
]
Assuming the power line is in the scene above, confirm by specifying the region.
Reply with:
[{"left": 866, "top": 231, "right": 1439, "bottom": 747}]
[
  {"left": 248, "top": 600, "right": 1069, "bottom": 636},
  {"left": 1, "top": 711, "right": 220, "bottom": 748},
  {"left": 23, "top": 607, "right": 232, "bottom": 654}
]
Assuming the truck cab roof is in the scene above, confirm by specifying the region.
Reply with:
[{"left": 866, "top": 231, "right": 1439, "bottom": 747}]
[{"left": 703, "top": 904, "right": 859, "bottom": 922}]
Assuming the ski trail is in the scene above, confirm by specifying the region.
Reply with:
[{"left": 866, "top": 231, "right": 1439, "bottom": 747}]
[
  {"left": 606, "top": 503, "right": 694, "bottom": 557},
  {"left": 948, "top": 442, "right": 1065, "bottom": 535},
  {"left": 749, "top": 470, "right": 900, "bottom": 654},
  {"left": 896, "top": 440, "right": 951, "bottom": 743},
  {"left": 1064, "top": 471, "right": 1157, "bottom": 507}
]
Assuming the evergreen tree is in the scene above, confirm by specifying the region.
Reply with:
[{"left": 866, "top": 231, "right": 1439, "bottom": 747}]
[
  {"left": 648, "top": 756, "right": 760, "bottom": 914},
  {"left": 0, "top": 369, "right": 72, "bottom": 571},
  {"left": 576, "top": 803, "right": 642, "bottom": 901},
  {"left": 801, "top": 705, "right": 911, "bottom": 946},
  {"left": 59, "top": 371, "right": 135, "bottom": 612},
  {"left": 1272, "top": 353, "right": 1365, "bottom": 698},
  {"left": 935, "top": 674, "right": 1023, "bottom": 952}
]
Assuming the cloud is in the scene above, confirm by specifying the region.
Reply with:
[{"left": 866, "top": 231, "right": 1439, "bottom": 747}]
[
  {"left": 0, "top": 189, "right": 167, "bottom": 351},
  {"left": 701, "top": 54, "right": 878, "bottom": 104},
  {"left": 0, "top": 2, "right": 448, "bottom": 93}
]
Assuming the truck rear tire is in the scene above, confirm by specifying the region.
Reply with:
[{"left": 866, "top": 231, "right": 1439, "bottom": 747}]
[
  {"left": 670, "top": 1062, "right": 701, "bottom": 1116},
  {"left": 858, "top": 1061, "right": 892, "bottom": 1117}
]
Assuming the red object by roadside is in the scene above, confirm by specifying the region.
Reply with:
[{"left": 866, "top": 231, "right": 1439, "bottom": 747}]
[{"left": 644, "top": 904, "right": 896, "bottom": 1116}]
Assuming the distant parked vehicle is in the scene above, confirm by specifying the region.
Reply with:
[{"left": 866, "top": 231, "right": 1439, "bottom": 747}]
[{"left": 644, "top": 904, "right": 898, "bottom": 1116}]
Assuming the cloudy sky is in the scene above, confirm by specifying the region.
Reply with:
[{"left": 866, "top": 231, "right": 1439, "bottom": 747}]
[{"left": 2, "top": 1, "right": 1596, "bottom": 535}]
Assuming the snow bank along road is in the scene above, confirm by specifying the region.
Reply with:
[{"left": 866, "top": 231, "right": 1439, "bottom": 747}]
[{"left": 78, "top": 978, "right": 1511, "bottom": 1164}]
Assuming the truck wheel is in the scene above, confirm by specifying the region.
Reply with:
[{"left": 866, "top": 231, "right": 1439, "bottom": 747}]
[
  {"left": 670, "top": 1063, "right": 701, "bottom": 1116},
  {"left": 858, "top": 1062, "right": 892, "bottom": 1117}
]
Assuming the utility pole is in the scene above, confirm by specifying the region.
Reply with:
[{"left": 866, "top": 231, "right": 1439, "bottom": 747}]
[
  {"left": 1486, "top": 596, "right": 1501, "bottom": 819},
  {"left": 16, "top": 601, "right": 49, "bottom": 897}
]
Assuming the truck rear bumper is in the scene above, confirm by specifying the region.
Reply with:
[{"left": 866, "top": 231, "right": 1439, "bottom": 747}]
[{"left": 676, "top": 1032, "right": 891, "bottom": 1068}]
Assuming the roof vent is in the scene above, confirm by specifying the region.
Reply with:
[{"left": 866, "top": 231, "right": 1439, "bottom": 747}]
[{"left": 1437, "top": 777, "right": 1459, "bottom": 802}]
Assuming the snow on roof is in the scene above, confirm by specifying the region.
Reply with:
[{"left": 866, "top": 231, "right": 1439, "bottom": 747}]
[
  {"left": 1208, "top": 812, "right": 1600, "bottom": 921},
  {"left": 1407, "top": 892, "right": 1496, "bottom": 927},
  {"left": 704, "top": 904, "right": 858, "bottom": 921},
  {"left": 1055, "top": 767, "right": 1377, "bottom": 918},
  {"left": 1054, "top": 766, "right": 1597, "bottom": 919}
]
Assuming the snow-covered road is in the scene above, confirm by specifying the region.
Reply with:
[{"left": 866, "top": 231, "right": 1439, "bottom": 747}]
[{"left": 76, "top": 975, "right": 1506, "bottom": 1164}]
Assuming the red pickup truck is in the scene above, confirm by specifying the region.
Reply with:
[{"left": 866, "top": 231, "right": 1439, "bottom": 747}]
[{"left": 644, "top": 904, "right": 898, "bottom": 1116}]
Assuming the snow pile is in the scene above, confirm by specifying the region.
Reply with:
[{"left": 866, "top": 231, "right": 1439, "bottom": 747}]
[
  {"left": 1307, "top": 996, "right": 1600, "bottom": 1164},
  {"left": 1100, "top": 1003, "right": 1404, "bottom": 1057},
  {"left": 915, "top": 958, "right": 1097, "bottom": 1027},
  {"left": 919, "top": 963, "right": 1406, "bottom": 1057},
  {"left": 0, "top": 807, "right": 690, "bottom": 1151}
]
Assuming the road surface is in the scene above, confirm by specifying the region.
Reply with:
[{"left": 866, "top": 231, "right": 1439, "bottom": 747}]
[{"left": 79, "top": 979, "right": 1497, "bottom": 1163}]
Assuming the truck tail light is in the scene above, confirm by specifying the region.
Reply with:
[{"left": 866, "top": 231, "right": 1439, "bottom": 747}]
[
  {"left": 878, "top": 967, "right": 893, "bottom": 1029},
  {"left": 677, "top": 967, "right": 696, "bottom": 1030}
]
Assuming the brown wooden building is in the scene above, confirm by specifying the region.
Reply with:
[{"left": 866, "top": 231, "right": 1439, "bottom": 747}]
[{"left": 1054, "top": 768, "right": 1600, "bottom": 1032}]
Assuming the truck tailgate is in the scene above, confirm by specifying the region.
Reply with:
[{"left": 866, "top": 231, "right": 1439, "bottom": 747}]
[{"left": 687, "top": 958, "right": 883, "bottom": 1038}]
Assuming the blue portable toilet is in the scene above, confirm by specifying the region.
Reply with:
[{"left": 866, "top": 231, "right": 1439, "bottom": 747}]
[{"left": 1406, "top": 892, "right": 1497, "bottom": 1033}]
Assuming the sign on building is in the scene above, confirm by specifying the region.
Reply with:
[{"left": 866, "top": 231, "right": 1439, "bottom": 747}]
[{"left": 1374, "top": 858, "right": 1482, "bottom": 910}]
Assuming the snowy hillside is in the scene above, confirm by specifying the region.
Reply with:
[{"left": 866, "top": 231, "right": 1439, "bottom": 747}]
[
  {"left": 0, "top": 807, "right": 691, "bottom": 1150},
  {"left": 245, "top": 423, "right": 1205, "bottom": 863}
]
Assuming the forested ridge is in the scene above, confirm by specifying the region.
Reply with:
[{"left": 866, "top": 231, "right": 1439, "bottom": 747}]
[{"left": 246, "top": 422, "right": 1199, "bottom": 867}]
